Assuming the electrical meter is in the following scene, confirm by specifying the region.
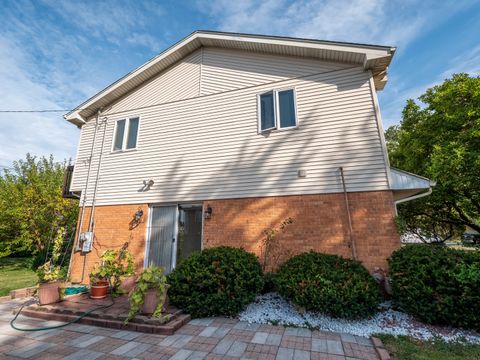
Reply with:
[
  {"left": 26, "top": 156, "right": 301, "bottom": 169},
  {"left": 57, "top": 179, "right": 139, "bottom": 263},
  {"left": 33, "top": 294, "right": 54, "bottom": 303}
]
[{"left": 79, "top": 232, "right": 93, "bottom": 252}]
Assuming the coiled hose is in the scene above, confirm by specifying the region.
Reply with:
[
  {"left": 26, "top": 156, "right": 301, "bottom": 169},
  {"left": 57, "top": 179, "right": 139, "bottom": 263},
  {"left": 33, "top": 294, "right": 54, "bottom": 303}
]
[{"left": 10, "top": 287, "right": 115, "bottom": 332}]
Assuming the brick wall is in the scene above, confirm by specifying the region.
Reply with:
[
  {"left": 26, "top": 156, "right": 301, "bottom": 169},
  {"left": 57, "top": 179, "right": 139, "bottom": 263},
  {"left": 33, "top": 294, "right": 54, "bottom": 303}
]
[
  {"left": 69, "top": 204, "right": 148, "bottom": 284},
  {"left": 203, "top": 191, "right": 400, "bottom": 272},
  {"left": 70, "top": 190, "right": 399, "bottom": 283}
]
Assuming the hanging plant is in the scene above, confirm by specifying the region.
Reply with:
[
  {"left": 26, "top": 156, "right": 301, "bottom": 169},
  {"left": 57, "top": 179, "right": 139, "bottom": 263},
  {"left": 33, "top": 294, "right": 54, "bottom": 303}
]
[{"left": 125, "top": 266, "right": 168, "bottom": 323}]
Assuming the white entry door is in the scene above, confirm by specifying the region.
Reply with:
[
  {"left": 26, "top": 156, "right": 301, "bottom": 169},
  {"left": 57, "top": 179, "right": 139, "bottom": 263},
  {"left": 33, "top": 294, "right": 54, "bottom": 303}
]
[{"left": 146, "top": 205, "right": 177, "bottom": 273}]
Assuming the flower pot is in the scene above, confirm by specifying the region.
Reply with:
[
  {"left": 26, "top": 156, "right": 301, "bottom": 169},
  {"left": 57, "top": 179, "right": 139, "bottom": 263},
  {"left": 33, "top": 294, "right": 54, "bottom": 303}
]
[
  {"left": 90, "top": 280, "right": 109, "bottom": 299},
  {"left": 38, "top": 282, "right": 61, "bottom": 305},
  {"left": 119, "top": 275, "right": 137, "bottom": 294},
  {"left": 140, "top": 288, "right": 169, "bottom": 315}
]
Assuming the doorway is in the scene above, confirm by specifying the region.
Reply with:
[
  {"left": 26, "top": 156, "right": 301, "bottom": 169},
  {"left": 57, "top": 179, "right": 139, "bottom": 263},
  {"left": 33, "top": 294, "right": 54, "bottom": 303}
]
[
  {"left": 177, "top": 205, "right": 203, "bottom": 264},
  {"left": 145, "top": 204, "right": 202, "bottom": 273}
]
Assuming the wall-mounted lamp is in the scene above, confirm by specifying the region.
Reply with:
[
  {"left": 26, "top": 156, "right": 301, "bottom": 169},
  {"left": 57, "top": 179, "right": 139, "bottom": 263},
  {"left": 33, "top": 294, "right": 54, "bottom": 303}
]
[
  {"left": 134, "top": 209, "right": 144, "bottom": 222},
  {"left": 204, "top": 205, "right": 213, "bottom": 219},
  {"left": 129, "top": 208, "right": 144, "bottom": 230}
]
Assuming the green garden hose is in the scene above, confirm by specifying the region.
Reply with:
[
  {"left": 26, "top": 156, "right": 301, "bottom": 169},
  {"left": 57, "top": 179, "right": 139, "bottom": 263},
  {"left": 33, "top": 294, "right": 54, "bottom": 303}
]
[{"left": 10, "top": 293, "right": 115, "bottom": 332}]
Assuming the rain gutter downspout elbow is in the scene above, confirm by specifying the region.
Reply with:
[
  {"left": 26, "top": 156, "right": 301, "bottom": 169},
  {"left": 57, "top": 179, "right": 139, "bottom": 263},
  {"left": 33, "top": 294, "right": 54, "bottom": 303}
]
[{"left": 393, "top": 187, "right": 433, "bottom": 216}]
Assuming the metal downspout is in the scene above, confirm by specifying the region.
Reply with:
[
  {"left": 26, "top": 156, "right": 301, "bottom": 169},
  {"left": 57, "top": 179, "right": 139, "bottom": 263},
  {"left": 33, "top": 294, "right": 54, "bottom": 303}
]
[
  {"left": 67, "top": 110, "right": 101, "bottom": 281},
  {"left": 77, "top": 116, "right": 108, "bottom": 283},
  {"left": 88, "top": 116, "right": 108, "bottom": 234},
  {"left": 339, "top": 167, "right": 358, "bottom": 260}
]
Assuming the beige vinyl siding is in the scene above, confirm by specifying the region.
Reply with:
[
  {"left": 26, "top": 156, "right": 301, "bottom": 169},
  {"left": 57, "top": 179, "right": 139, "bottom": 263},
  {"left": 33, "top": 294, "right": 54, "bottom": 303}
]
[
  {"left": 108, "top": 50, "right": 202, "bottom": 114},
  {"left": 201, "top": 47, "right": 350, "bottom": 95},
  {"left": 71, "top": 62, "right": 389, "bottom": 206}
]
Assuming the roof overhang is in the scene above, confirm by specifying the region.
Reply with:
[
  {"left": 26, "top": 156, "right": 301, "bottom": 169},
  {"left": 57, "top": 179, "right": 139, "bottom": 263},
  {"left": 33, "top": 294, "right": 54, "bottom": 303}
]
[
  {"left": 64, "top": 30, "right": 396, "bottom": 126},
  {"left": 390, "top": 168, "right": 436, "bottom": 203}
]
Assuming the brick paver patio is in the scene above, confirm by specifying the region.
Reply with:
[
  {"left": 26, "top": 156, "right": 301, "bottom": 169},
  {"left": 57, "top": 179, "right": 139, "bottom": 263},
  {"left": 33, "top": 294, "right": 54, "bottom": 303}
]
[{"left": 0, "top": 298, "right": 382, "bottom": 359}]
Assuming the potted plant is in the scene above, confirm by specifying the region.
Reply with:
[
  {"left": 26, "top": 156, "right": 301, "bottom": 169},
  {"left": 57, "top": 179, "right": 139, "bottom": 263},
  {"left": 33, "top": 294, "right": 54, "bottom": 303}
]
[
  {"left": 89, "top": 263, "right": 111, "bottom": 299},
  {"left": 36, "top": 227, "right": 66, "bottom": 305},
  {"left": 117, "top": 248, "right": 136, "bottom": 294},
  {"left": 125, "top": 266, "right": 168, "bottom": 323},
  {"left": 37, "top": 261, "right": 65, "bottom": 305},
  {"left": 89, "top": 249, "right": 117, "bottom": 299}
]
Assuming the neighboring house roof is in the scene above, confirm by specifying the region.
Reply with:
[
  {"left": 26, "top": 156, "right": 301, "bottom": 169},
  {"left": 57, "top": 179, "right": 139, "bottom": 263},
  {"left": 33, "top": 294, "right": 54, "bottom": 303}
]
[
  {"left": 390, "top": 168, "right": 436, "bottom": 203},
  {"left": 64, "top": 30, "right": 396, "bottom": 126}
]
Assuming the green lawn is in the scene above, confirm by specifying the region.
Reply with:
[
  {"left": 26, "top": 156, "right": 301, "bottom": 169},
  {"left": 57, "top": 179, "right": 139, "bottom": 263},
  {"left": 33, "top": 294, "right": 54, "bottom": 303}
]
[
  {"left": 377, "top": 334, "right": 480, "bottom": 360},
  {"left": 0, "top": 257, "right": 38, "bottom": 296}
]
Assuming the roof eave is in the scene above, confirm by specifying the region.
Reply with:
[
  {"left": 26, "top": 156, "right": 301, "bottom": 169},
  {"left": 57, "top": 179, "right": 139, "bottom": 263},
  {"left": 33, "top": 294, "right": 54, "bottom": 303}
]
[{"left": 64, "top": 31, "right": 396, "bottom": 124}]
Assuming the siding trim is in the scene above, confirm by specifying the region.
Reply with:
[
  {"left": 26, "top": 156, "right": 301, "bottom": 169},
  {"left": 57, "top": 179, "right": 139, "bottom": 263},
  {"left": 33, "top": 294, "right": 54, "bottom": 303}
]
[
  {"left": 199, "top": 47, "right": 204, "bottom": 96},
  {"left": 368, "top": 71, "right": 392, "bottom": 188}
]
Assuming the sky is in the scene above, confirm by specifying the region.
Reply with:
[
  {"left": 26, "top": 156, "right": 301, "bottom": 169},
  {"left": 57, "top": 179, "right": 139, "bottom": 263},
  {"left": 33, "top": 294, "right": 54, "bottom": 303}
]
[{"left": 0, "top": 0, "right": 479, "bottom": 170}]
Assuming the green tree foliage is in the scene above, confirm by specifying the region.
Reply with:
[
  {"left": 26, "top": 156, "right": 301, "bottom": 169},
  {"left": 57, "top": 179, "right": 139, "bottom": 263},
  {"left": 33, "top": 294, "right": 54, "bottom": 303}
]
[
  {"left": 0, "top": 154, "right": 79, "bottom": 258},
  {"left": 386, "top": 74, "right": 480, "bottom": 241}
]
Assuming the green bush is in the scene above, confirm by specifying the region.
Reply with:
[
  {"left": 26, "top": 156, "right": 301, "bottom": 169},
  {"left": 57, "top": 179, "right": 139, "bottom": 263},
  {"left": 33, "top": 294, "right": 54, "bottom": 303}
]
[
  {"left": 167, "top": 246, "right": 264, "bottom": 317},
  {"left": 389, "top": 244, "right": 480, "bottom": 330},
  {"left": 262, "top": 272, "right": 277, "bottom": 294},
  {"left": 276, "top": 251, "right": 381, "bottom": 319}
]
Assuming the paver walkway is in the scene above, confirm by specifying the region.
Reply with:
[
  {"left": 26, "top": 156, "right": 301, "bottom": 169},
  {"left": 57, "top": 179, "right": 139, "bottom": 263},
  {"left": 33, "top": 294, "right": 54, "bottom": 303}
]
[{"left": 0, "top": 299, "right": 380, "bottom": 360}]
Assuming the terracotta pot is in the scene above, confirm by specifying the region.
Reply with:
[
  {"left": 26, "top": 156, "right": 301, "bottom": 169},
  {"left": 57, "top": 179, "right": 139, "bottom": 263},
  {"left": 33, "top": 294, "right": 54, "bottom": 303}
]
[
  {"left": 90, "top": 280, "right": 109, "bottom": 299},
  {"left": 38, "top": 282, "right": 61, "bottom": 305},
  {"left": 119, "top": 275, "right": 137, "bottom": 294},
  {"left": 141, "top": 288, "right": 169, "bottom": 315}
]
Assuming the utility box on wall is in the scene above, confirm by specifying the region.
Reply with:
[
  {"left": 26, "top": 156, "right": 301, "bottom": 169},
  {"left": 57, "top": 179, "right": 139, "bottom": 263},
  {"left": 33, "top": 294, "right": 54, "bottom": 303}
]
[{"left": 79, "top": 232, "right": 93, "bottom": 252}]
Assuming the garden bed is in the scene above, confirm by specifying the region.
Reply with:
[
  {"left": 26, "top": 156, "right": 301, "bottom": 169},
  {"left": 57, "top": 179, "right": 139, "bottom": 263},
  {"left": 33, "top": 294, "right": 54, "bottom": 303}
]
[{"left": 239, "top": 293, "right": 480, "bottom": 344}]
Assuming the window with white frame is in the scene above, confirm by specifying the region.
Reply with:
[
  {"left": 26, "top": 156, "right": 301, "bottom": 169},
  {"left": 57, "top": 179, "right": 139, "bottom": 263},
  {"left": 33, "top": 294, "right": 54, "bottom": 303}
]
[
  {"left": 258, "top": 89, "right": 297, "bottom": 132},
  {"left": 113, "top": 117, "right": 140, "bottom": 151}
]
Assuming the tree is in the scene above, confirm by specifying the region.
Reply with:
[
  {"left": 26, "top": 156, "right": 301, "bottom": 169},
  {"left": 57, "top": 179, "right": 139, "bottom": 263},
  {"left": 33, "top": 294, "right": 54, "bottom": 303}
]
[
  {"left": 0, "top": 154, "right": 79, "bottom": 258},
  {"left": 387, "top": 73, "right": 480, "bottom": 242}
]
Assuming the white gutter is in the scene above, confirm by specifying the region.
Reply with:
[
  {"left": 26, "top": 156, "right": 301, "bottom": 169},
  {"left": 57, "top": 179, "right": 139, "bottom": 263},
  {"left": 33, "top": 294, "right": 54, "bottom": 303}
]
[
  {"left": 395, "top": 187, "right": 433, "bottom": 205},
  {"left": 394, "top": 188, "right": 433, "bottom": 215}
]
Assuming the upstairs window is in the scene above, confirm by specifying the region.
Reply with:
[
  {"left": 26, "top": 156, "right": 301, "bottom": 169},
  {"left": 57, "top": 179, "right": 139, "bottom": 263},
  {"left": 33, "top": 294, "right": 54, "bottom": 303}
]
[
  {"left": 258, "top": 88, "right": 297, "bottom": 132},
  {"left": 113, "top": 117, "right": 140, "bottom": 151}
]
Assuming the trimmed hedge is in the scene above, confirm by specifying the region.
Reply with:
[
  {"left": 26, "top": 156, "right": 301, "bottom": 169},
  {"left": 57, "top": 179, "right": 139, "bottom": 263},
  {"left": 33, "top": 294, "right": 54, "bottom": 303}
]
[
  {"left": 276, "top": 251, "right": 381, "bottom": 319},
  {"left": 167, "top": 246, "right": 264, "bottom": 318},
  {"left": 389, "top": 244, "right": 480, "bottom": 330}
]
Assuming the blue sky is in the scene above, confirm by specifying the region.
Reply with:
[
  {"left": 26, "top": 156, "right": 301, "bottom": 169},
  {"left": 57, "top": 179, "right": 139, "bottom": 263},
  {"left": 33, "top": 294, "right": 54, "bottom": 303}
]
[{"left": 0, "top": 0, "right": 479, "bottom": 169}]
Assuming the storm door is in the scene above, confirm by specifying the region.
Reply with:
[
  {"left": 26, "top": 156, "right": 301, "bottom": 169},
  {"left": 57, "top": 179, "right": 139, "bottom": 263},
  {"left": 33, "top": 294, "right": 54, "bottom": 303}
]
[{"left": 146, "top": 205, "right": 177, "bottom": 273}]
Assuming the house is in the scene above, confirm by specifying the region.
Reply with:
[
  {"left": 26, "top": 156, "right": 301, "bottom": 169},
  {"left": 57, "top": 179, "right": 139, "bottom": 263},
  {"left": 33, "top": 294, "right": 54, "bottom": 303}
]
[{"left": 64, "top": 31, "right": 433, "bottom": 282}]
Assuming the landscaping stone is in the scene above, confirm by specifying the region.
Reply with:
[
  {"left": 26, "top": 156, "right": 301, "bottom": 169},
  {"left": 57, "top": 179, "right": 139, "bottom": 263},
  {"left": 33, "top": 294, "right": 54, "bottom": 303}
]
[{"left": 239, "top": 292, "right": 480, "bottom": 344}]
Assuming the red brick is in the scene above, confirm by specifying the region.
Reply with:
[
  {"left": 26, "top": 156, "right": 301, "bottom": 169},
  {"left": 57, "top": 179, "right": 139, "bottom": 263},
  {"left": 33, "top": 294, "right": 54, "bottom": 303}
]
[{"left": 70, "top": 191, "right": 399, "bottom": 282}]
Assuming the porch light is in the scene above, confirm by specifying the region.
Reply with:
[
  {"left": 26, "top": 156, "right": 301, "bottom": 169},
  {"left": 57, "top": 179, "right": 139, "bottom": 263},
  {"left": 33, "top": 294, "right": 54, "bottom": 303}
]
[
  {"left": 204, "top": 205, "right": 213, "bottom": 219},
  {"left": 134, "top": 209, "right": 144, "bottom": 222}
]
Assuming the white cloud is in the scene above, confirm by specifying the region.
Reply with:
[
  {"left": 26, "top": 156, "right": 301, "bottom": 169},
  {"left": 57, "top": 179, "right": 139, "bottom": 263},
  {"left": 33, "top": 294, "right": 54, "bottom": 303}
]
[
  {"left": 0, "top": 35, "right": 79, "bottom": 165},
  {"left": 46, "top": 0, "right": 164, "bottom": 50},
  {"left": 0, "top": 0, "right": 167, "bottom": 166},
  {"left": 197, "top": 0, "right": 462, "bottom": 48},
  {"left": 441, "top": 45, "right": 480, "bottom": 78}
]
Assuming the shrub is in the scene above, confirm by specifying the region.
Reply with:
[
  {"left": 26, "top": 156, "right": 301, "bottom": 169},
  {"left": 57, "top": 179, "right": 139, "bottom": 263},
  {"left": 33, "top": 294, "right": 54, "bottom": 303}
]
[
  {"left": 389, "top": 244, "right": 480, "bottom": 330},
  {"left": 262, "top": 272, "right": 277, "bottom": 294},
  {"left": 167, "top": 246, "right": 264, "bottom": 317},
  {"left": 276, "top": 251, "right": 381, "bottom": 319}
]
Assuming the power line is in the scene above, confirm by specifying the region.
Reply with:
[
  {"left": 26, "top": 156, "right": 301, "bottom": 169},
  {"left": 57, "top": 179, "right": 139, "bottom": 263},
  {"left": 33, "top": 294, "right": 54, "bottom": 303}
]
[
  {"left": 0, "top": 109, "right": 73, "bottom": 113},
  {"left": 0, "top": 66, "right": 358, "bottom": 116}
]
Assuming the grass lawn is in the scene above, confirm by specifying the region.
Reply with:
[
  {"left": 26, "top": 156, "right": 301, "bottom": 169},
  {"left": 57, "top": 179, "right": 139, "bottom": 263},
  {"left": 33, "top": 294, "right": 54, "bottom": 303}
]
[
  {"left": 377, "top": 334, "right": 480, "bottom": 360},
  {"left": 0, "top": 257, "right": 38, "bottom": 296}
]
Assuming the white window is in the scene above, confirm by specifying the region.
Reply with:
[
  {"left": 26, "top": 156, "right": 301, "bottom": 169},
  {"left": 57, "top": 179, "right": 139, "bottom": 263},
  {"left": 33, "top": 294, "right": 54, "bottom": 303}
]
[
  {"left": 113, "top": 117, "right": 140, "bottom": 151},
  {"left": 258, "top": 88, "right": 297, "bottom": 132}
]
